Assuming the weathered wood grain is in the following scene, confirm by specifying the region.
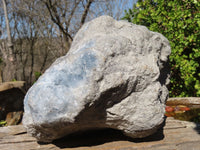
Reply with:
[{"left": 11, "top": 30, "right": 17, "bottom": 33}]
[
  {"left": 0, "top": 81, "right": 25, "bottom": 92},
  {"left": 0, "top": 117, "right": 200, "bottom": 150}
]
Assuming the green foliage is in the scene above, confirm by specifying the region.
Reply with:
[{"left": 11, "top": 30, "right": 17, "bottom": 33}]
[
  {"left": 34, "top": 71, "right": 42, "bottom": 81},
  {"left": 0, "top": 120, "right": 7, "bottom": 127},
  {"left": 123, "top": 0, "right": 200, "bottom": 97}
]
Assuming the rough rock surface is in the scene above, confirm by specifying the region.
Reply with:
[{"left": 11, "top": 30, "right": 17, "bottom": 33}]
[{"left": 23, "top": 15, "right": 171, "bottom": 142}]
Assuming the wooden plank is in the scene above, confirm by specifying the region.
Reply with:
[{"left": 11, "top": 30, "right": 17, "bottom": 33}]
[
  {"left": 167, "top": 97, "right": 200, "bottom": 105},
  {"left": 0, "top": 81, "right": 25, "bottom": 92},
  {"left": 0, "top": 117, "right": 200, "bottom": 150}
]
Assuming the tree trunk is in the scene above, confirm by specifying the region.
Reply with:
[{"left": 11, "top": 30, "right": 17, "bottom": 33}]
[
  {"left": 0, "top": 68, "right": 2, "bottom": 83},
  {"left": 2, "top": 0, "right": 15, "bottom": 61},
  {"left": 2, "top": 0, "right": 16, "bottom": 81},
  {"left": 80, "top": 0, "right": 94, "bottom": 27},
  {"left": 63, "top": 33, "right": 72, "bottom": 53}
]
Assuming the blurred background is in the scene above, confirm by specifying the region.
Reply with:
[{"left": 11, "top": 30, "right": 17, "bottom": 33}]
[{"left": 0, "top": 0, "right": 199, "bottom": 96}]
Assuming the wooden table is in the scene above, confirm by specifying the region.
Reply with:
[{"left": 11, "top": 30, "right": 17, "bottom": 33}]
[{"left": 0, "top": 117, "right": 200, "bottom": 150}]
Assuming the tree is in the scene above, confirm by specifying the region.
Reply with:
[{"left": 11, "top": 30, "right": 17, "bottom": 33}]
[
  {"left": 123, "top": 0, "right": 200, "bottom": 97},
  {"left": 41, "top": 0, "right": 94, "bottom": 50},
  {"left": 2, "top": 0, "right": 14, "bottom": 61},
  {"left": 88, "top": 0, "right": 135, "bottom": 20},
  {"left": 0, "top": 0, "right": 132, "bottom": 90},
  {"left": 1, "top": 0, "right": 16, "bottom": 81},
  {"left": 0, "top": 0, "right": 68, "bottom": 88}
]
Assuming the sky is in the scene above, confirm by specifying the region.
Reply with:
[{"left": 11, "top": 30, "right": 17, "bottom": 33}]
[
  {"left": 119, "top": 0, "right": 137, "bottom": 19},
  {"left": 0, "top": 0, "right": 138, "bottom": 39}
]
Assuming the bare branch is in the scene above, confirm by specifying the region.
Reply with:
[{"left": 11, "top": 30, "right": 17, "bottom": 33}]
[
  {"left": 44, "top": 0, "right": 73, "bottom": 41},
  {"left": 65, "top": 0, "right": 82, "bottom": 30},
  {"left": 80, "top": 0, "right": 94, "bottom": 27}
]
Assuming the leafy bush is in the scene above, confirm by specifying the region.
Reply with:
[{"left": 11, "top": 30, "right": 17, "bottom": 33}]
[
  {"left": 0, "top": 120, "right": 7, "bottom": 127},
  {"left": 123, "top": 0, "right": 200, "bottom": 97}
]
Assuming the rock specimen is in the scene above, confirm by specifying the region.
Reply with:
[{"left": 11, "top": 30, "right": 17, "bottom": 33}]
[{"left": 23, "top": 16, "right": 171, "bottom": 142}]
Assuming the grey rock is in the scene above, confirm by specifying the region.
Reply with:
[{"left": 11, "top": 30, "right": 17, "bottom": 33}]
[{"left": 23, "top": 15, "right": 171, "bottom": 142}]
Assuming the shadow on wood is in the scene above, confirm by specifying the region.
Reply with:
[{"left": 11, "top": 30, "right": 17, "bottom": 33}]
[{"left": 51, "top": 124, "right": 165, "bottom": 148}]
